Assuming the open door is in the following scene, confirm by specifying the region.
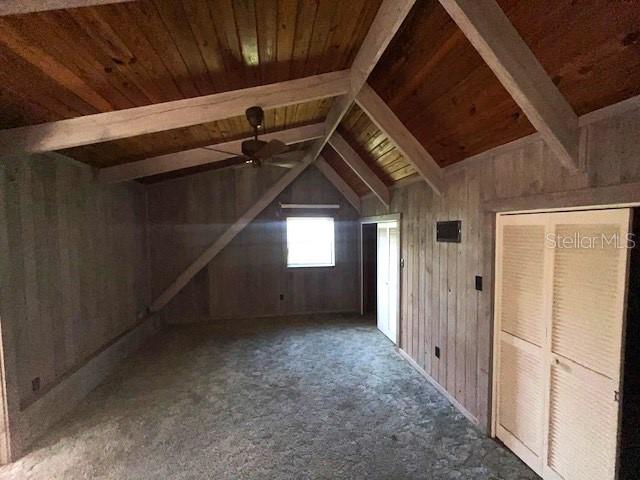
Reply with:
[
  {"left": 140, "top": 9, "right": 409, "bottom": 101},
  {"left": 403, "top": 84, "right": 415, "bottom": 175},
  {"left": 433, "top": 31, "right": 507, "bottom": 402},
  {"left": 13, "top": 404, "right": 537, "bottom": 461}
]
[{"left": 377, "top": 221, "right": 399, "bottom": 343}]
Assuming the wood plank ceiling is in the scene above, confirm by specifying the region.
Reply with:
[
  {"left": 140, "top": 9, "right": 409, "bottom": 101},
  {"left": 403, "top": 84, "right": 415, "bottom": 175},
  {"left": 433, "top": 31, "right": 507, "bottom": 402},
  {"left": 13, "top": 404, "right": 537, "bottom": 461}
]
[
  {"left": 0, "top": 0, "right": 381, "bottom": 167},
  {"left": 0, "top": 0, "right": 381, "bottom": 126},
  {"left": 367, "top": 0, "right": 640, "bottom": 167},
  {"left": 338, "top": 104, "right": 416, "bottom": 185},
  {"left": 321, "top": 144, "right": 370, "bottom": 197},
  {"left": 0, "top": 0, "right": 638, "bottom": 189}
]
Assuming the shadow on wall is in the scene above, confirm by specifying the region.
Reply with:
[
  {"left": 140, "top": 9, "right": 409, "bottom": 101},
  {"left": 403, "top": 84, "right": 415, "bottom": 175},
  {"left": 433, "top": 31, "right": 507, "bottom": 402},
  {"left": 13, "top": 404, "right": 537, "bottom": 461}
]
[{"left": 620, "top": 207, "right": 640, "bottom": 478}]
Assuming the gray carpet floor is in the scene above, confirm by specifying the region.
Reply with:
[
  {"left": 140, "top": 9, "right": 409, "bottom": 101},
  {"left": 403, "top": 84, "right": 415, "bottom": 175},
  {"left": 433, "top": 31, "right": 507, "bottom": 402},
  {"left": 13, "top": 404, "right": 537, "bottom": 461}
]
[{"left": 0, "top": 314, "right": 538, "bottom": 479}]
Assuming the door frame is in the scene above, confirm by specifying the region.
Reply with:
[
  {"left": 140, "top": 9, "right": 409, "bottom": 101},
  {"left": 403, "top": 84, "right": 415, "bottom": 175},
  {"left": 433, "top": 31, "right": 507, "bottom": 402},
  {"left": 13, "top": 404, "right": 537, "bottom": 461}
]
[
  {"left": 360, "top": 213, "right": 401, "bottom": 346},
  {"left": 0, "top": 314, "right": 16, "bottom": 464},
  {"left": 490, "top": 202, "right": 639, "bottom": 479}
]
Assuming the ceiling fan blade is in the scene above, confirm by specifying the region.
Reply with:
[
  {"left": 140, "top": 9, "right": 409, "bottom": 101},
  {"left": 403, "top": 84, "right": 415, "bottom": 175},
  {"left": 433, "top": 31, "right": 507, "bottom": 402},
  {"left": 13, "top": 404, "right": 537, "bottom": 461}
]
[
  {"left": 265, "top": 150, "right": 302, "bottom": 168},
  {"left": 265, "top": 150, "right": 304, "bottom": 168},
  {"left": 232, "top": 162, "right": 255, "bottom": 170},
  {"left": 202, "top": 146, "right": 248, "bottom": 159},
  {"left": 267, "top": 160, "right": 297, "bottom": 169},
  {"left": 255, "top": 139, "right": 288, "bottom": 159}
]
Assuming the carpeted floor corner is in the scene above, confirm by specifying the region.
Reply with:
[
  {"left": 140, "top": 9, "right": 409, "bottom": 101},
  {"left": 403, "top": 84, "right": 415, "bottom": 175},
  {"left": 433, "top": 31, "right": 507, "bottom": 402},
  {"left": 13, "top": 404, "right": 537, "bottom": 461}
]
[{"left": 0, "top": 314, "right": 537, "bottom": 479}]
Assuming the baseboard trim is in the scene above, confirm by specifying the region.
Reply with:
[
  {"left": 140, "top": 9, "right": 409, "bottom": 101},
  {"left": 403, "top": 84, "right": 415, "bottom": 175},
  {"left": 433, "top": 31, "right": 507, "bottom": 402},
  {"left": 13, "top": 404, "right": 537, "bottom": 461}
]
[
  {"left": 166, "top": 309, "right": 361, "bottom": 325},
  {"left": 13, "top": 314, "right": 163, "bottom": 458},
  {"left": 396, "top": 347, "right": 479, "bottom": 427}
]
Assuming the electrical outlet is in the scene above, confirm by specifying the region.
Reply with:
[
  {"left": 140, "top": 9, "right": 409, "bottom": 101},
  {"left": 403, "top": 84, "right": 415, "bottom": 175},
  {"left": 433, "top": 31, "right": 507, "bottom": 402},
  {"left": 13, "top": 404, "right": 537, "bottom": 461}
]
[
  {"left": 475, "top": 275, "right": 483, "bottom": 291},
  {"left": 435, "top": 346, "right": 440, "bottom": 359},
  {"left": 32, "top": 377, "right": 40, "bottom": 392}
]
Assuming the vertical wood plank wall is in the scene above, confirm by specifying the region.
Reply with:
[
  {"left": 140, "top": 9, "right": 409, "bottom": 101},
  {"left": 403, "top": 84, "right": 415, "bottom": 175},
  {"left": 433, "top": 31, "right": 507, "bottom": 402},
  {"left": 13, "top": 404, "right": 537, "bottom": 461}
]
[
  {"left": 0, "top": 106, "right": 636, "bottom": 458},
  {"left": 0, "top": 153, "right": 149, "bottom": 408},
  {"left": 362, "top": 108, "right": 640, "bottom": 431},
  {"left": 146, "top": 166, "right": 360, "bottom": 322},
  {"left": 146, "top": 165, "right": 286, "bottom": 322}
]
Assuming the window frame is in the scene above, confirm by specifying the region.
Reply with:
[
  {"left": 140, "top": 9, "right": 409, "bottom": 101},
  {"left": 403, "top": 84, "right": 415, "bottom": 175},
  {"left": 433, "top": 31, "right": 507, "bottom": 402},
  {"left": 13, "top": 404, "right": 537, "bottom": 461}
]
[{"left": 285, "top": 215, "right": 336, "bottom": 269}]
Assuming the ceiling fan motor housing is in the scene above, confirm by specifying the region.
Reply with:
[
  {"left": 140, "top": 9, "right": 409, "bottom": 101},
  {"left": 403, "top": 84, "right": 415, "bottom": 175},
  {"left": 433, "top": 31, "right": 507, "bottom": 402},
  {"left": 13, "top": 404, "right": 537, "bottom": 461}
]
[
  {"left": 239, "top": 105, "right": 289, "bottom": 168},
  {"left": 245, "top": 106, "right": 264, "bottom": 129}
]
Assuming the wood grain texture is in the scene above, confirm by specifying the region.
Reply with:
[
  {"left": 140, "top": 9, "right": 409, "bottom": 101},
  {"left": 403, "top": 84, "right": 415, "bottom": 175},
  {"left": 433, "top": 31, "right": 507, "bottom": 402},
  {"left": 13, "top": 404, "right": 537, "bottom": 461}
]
[
  {"left": 0, "top": 0, "right": 637, "bottom": 180},
  {"left": 301, "top": 0, "right": 416, "bottom": 188},
  {"left": 134, "top": 0, "right": 411, "bottom": 315},
  {"left": 369, "top": 0, "right": 640, "bottom": 167},
  {"left": 59, "top": 98, "right": 332, "bottom": 168},
  {"left": 438, "top": 0, "right": 580, "bottom": 172},
  {"left": 97, "top": 123, "right": 325, "bottom": 183},
  {"left": 328, "top": 132, "right": 390, "bottom": 207},
  {"left": 0, "top": 1, "right": 133, "bottom": 16},
  {"left": 0, "top": 152, "right": 149, "bottom": 453},
  {"left": 356, "top": 83, "right": 443, "bottom": 193},
  {"left": 0, "top": 70, "right": 349, "bottom": 156},
  {"left": 321, "top": 144, "right": 370, "bottom": 197},
  {"left": 315, "top": 157, "right": 362, "bottom": 213},
  {"left": 496, "top": 0, "right": 640, "bottom": 117},
  {"left": 0, "top": 0, "right": 381, "bottom": 129},
  {"left": 361, "top": 107, "right": 640, "bottom": 432},
  {"left": 148, "top": 153, "right": 310, "bottom": 312},
  {"left": 338, "top": 103, "right": 416, "bottom": 185},
  {"left": 135, "top": 140, "right": 317, "bottom": 185},
  {"left": 146, "top": 166, "right": 360, "bottom": 321}
]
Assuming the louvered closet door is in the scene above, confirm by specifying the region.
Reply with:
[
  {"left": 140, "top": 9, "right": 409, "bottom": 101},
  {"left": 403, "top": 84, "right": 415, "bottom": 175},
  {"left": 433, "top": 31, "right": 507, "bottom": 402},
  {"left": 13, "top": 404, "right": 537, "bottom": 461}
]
[
  {"left": 543, "top": 209, "right": 631, "bottom": 480},
  {"left": 495, "top": 213, "right": 551, "bottom": 475}
]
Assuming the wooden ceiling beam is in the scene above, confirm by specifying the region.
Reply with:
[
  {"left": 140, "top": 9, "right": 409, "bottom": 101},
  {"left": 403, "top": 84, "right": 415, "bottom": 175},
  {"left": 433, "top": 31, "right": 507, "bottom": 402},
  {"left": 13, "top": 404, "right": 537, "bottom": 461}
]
[
  {"left": 147, "top": 0, "right": 414, "bottom": 314},
  {"left": 97, "top": 123, "right": 324, "bottom": 183},
  {"left": 0, "top": 70, "right": 350, "bottom": 156},
  {"left": 328, "top": 132, "right": 390, "bottom": 208},
  {"left": 303, "top": 0, "right": 417, "bottom": 172},
  {"left": 438, "top": 0, "right": 580, "bottom": 172},
  {"left": 0, "top": 1, "right": 132, "bottom": 16},
  {"left": 356, "top": 83, "right": 443, "bottom": 195},
  {"left": 315, "top": 157, "right": 362, "bottom": 213}
]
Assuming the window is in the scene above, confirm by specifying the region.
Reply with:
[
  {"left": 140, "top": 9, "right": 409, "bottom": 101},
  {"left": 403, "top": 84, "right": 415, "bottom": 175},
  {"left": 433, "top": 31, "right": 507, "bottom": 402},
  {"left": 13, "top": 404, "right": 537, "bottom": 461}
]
[{"left": 286, "top": 217, "right": 335, "bottom": 268}]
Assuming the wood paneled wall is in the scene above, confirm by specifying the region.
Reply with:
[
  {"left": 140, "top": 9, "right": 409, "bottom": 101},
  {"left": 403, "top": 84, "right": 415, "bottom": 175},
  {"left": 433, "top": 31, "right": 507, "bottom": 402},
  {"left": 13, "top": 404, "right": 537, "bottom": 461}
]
[
  {"left": 0, "top": 153, "right": 149, "bottom": 406},
  {"left": 146, "top": 165, "right": 360, "bottom": 323},
  {"left": 362, "top": 108, "right": 640, "bottom": 431}
]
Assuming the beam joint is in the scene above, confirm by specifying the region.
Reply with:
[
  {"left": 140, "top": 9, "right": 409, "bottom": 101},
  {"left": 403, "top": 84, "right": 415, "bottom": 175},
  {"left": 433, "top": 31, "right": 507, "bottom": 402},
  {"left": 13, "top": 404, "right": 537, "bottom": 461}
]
[
  {"left": 356, "top": 83, "right": 443, "bottom": 194},
  {"left": 438, "top": 0, "right": 580, "bottom": 172},
  {"left": 328, "top": 132, "right": 390, "bottom": 208}
]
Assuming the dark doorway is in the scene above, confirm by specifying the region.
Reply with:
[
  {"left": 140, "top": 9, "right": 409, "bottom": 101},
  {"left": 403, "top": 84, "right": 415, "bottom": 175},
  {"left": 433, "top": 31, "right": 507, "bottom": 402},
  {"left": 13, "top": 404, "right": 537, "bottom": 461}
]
[
  {"left": 620, "top": 207, "right": 640, "bottom": 479},
  {"left": 362, "top": 223, "right": 377, "bottom": 316}
]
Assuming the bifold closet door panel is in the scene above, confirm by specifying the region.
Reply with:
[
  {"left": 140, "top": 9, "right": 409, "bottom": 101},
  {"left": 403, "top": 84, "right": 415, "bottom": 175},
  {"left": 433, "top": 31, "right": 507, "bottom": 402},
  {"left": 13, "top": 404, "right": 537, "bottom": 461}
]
[
  {"left": 550, "top": 211, "right": 630, "bottom": 380},
  {"left": 500, "top": 223, "right": 547, "bottom": 345},
  {"left": 546, "top": 209, "right": 631, "bottom": 480},
  {"left": 547, "top": 359, "right": 620, "bottom": 480},
  {"left": 495, "top": 215, "right": 550, "bottom": 472},
  {"left": 498, "top": 336, "right": 545, "bottom": 455}
]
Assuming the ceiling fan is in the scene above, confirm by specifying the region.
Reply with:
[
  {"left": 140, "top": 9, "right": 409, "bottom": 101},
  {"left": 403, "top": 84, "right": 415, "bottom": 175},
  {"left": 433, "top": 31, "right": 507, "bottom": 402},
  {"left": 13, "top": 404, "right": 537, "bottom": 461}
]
[{"left": 204, "top": 106, "right": 302, "bottom": 168}]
